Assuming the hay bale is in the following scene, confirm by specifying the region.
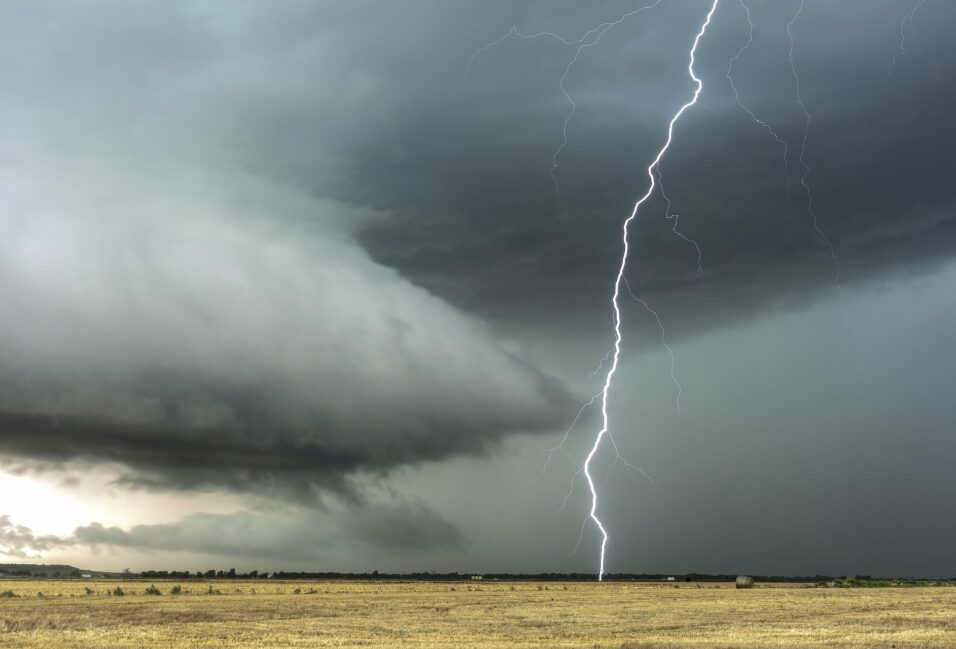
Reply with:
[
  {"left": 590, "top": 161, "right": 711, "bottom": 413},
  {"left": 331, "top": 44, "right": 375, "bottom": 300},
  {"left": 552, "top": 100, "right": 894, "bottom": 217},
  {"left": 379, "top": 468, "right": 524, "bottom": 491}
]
[{"left": 735, "top": 576, "right": 754, "bottom": 589}]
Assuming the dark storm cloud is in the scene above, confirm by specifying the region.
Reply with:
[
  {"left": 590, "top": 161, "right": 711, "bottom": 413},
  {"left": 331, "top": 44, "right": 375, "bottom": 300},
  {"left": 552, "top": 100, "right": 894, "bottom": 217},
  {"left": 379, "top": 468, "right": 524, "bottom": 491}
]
[
  {"left": 0, "top": 0, "right": 953, "bottom": 512},
  {"left": 0, "top": 171, "right": 572, "bottom": 495},
  {"left": 346, "top": 0, "right": 956, "bottom": 339},
  {"left": 0, "top": 382, "right": 562, "bottom": 499},
  {"left": 0, "top": 1, "right": 575, "bottom": 495}
]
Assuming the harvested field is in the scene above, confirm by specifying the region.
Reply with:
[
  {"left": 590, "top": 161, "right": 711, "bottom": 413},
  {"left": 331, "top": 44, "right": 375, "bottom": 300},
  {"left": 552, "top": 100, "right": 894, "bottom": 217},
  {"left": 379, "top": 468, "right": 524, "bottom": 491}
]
[{"left": 1, "top": 579, "right": 954, "bottom": 648}]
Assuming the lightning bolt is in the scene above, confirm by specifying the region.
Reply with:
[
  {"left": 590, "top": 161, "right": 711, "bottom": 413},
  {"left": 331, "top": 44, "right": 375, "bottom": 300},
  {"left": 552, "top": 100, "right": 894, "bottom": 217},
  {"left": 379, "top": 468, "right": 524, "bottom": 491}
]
[
  {"left": 543, "top": 386, "right": 658, "bottom": 525},
  {"left": 563, "top": 428, "right": 660, "bottom": 561},
  {"left": 787, "top": 0, "right": 849, "bottom": 324},
  {"left": 466, "top": 8, "right": 687, "bottom": 560},
  {"left": 453, "top": 25, "right": 601, "bottom": 99},
  {"left": 656, "top": 166, "right": 704, "bottom": 276},
  {"left": 889, "top": 0, "right": 928, "bottom": 75},
  {"left": 726, "top": 0, "right": 792, "bottom": 194},
  {"left": 455, "top": 0, "right": 870, "bottom": 582},
  {"left": 454, "top": 2, "right": 666, "bottom": 192},
  {"left": 586, "top": 348, "right": 614, "bottom": 380},
  {"left": 542, "top": 392, "right": 602, "bottom": 475},
  {"left": 549, "top": 1, "right": 665, "bottom": 191},
  {"left": 622, "top": 275, "right": 682, "bottom": 415},
  {"left": 585, "top": 0, "right": 720, "bottom": 581}
]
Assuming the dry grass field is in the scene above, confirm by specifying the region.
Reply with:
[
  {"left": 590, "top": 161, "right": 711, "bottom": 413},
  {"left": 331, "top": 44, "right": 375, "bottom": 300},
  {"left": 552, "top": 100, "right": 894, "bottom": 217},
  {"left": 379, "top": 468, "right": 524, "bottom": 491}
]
[{"left": 1, "top": 579, "right": 955, "bottom": 648}]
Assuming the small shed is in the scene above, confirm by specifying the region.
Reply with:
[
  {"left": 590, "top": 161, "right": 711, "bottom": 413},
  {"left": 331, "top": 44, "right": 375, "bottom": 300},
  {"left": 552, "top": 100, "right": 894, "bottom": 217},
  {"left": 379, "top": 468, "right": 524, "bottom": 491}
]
[{"left": 735, "top": 575, "right": 754, "bottom": 589}]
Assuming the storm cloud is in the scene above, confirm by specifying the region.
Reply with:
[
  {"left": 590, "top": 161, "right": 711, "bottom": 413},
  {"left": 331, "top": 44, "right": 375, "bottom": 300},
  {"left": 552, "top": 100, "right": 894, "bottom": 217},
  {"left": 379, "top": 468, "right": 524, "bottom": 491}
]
[
  {"left": 0, "top": 1, "right": 575, "bottom": 496},
  {"left": 0, "top": 155, "right": 574, "bottom": 496},
  {"left": 350, "top": 0, "right": 956, "bottom": 337},
  {"left": 1, "top": 1, "right": 955, "bottom": 576}
]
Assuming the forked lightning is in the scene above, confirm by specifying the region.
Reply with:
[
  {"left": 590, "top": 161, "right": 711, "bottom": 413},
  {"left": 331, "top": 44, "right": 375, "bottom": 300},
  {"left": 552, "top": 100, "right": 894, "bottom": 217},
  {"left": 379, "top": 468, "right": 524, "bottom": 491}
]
[{"left": 585, "top": 0, "right": 719, "bottom": 580}]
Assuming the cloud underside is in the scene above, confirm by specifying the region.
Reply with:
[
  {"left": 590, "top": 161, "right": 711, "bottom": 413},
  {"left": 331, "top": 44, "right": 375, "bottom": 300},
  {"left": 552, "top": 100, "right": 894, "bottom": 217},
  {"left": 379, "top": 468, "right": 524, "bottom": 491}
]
[{"left": 0, "top": 166, "right": 572, "bottom": 495}]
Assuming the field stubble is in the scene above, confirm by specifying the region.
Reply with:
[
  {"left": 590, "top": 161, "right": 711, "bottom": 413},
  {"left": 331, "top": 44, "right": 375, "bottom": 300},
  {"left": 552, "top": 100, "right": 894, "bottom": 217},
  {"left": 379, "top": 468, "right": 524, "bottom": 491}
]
[{"left": 0, "top": 579, "right": 954, "bottom": 648}]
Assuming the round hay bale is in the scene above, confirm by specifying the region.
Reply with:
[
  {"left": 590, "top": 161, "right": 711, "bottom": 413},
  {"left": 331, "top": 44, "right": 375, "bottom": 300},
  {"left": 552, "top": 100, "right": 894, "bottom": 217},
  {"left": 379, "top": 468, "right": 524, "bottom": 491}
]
[{"left": 735, "top": 575, "right": 754, "bottom": 589}]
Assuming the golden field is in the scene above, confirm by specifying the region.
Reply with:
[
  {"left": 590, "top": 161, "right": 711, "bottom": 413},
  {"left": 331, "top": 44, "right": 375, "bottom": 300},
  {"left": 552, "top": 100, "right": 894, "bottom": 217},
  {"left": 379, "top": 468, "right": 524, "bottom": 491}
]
[{"left": 1, "top": 579, "right": 955, "bottom": 648}]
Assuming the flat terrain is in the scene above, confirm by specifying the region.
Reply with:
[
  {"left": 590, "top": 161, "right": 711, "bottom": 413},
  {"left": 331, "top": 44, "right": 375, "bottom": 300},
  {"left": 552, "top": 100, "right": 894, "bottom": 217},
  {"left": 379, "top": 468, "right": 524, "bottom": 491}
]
[{"left": 1, "top": 579, "right": 955, "bottom": 648}]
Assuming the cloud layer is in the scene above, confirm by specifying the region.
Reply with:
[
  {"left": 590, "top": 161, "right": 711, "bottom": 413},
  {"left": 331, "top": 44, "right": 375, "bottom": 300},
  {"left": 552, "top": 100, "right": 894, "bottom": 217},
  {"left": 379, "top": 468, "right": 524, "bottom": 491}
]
[
  {"left": 2, "top": 500, "right": 463, "bottom": 562},
  {"left": 0, "top": 158, "right": 572, "bottom": 495}
]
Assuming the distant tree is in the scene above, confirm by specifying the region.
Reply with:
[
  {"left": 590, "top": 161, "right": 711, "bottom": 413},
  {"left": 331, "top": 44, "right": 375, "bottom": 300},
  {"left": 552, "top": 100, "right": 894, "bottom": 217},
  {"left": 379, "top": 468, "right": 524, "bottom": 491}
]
[{"left": 122, "top": 568, "right": 131, "bottom": 580}]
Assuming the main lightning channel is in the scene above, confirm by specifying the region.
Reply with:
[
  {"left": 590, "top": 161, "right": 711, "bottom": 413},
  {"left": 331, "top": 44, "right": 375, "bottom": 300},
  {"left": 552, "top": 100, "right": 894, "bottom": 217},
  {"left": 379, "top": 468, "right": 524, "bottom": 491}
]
[{"left": 585, "top": 0, "right": 720, "bottom": 581}]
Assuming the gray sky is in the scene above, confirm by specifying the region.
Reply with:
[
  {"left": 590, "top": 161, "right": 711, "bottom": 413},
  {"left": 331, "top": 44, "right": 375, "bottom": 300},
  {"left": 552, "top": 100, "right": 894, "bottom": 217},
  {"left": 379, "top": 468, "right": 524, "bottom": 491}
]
[{"left": 1, "top": 0, "right": 955, "bottom": 578}]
